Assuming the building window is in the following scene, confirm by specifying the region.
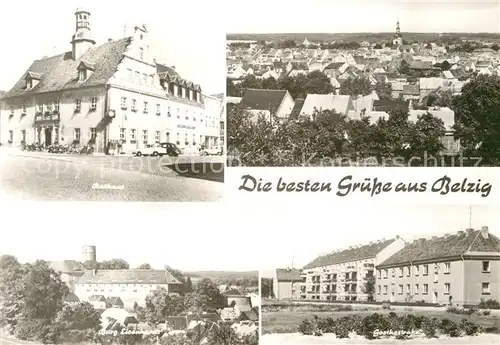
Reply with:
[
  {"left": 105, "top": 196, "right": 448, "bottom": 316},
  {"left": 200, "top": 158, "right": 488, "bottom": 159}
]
[
  {"left": 482, "top": 282, "right": 490, "bottom": 295},
  {"left": 184, "top": 133, "right": 188, "bottom": 144},
  {"left": 143, "top": 101, "right": 148, "bottom": 114},
  {"left": 131, "top": 99, "right": 137, "bottom": 112},
  {"left": 444, "top": 283, "right": 450, "bottom": 294},
  {"left": 121, "top": 97, "right": 127, "bottom": 110},
  {"left": 142, "top": 73, "right": 147, "bottom": 84},
  {"left": 406, "top": 267, "right": 410, "bottom": 277},
  {"left": 167, "top": 105, "right": 171, "bottom": 117},
  {"left": 406, "top": 284, "right": 410, "bottom": 293},
  {"left": 377, "top": 285, "right": 381, "bottom": 294},
  {"left": 140, "top": 47, "right": 144, "bottom": 60},
  {"left": 423, "top": 265, "right": 429, "bottom": 275},
  {"left": 155, "top": 131, "right": 160, "bottom": 143},
  {"left": 120, "top": 128, "right": 126, "bottom": 141},
  {"left": 75, "top": 99, "right": 81, "bottom": 112},
  {"left": 79, "top": 69, "right": 87, "bottom": 82},
  {"left": 74, "top": 128, "right": 81, "bottom": 143},
  {"left": 444, "top": 263, "right": 450, "bottom": 274},
  {"left": 135, "top": 71, "right": 141, "bottom": 83},
  {"left": 415, "top": 284, "right": 419, "bottom": 294},
  {"left": 177, "top": 86, "right": 183, "bottom": 97},
  {"left": 176, "top": 133, "right": 180, "bottom": 144},
  {"left": 423, "top": 284, "right": 428, "bottom": 294},
  {"left": 415, "top": 265, "right": 419, "bottom": 276},
  {"left": 482, "top": 261, "right": 490, "bottom": 272},
  {"left": 398, "top": 285, "right": 403, "bottom": 295},
  {"left": 9, "top": 106, "right": 14, "bottom": 115},
  {"left": 377, "top": 270, "right": 381, "bottom": 279},
  {"left": 55, "top": 101, "right": 59, "bottom": 113},
  {"left": 392, "top": 269, "right": 395, "bottom": 278},
  {"left": 384, "top": 269, "right": 388, "bottom": 279},
  {"left": 185, "top": 109, "right": 189, "bottom": 120},
  {"left": 9, "top": 130, "right": 13, "bottom": 142},
  {"left": 384, "top": 285, "right": 388, "bottom": 295},
  {"left": 90, "top": 128, "right": 97, "bottom": 141},
  {"left": 142, "top": 130, "right": 148, "bottom": 144},
  {"left": 130, "top": 129, "right": 136, "bottom": 143},
  {"left": 22, "top": 105, "right": 26, "bottom": 114},
  {"left": 21, "top": 130, "right": 26, "bottom": 142},
  {"left": 127, "top": 68, "right": 133, "bottom": 80},
  {"left": 177, "top": 108, "right": 180, "bottom": 118},
  {"left": 166, "top": 132, "right": 170, "bottom": 142},
  {"left": 156, "top": 104, "right": 161, "bottom": 115},
  {"left": 149, "top": 75, "right": 153, "bottom": 86},
  {"left": 90, "top": 97, "right": 97, "bottom": 111},
  {"left": 192, "top": 133, "right": 196, "bottom": 144},
  {"left": 399, "top": 268, "right": 403, "bottom": 277}
]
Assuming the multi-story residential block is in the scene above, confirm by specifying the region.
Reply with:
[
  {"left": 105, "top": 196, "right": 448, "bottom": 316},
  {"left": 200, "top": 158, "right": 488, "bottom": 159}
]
[
  {"left": 74, "top": 269, "right": 183, "bottom": 308},
  {"left": 273, "top": 268, "right": 302, "bottom": 300},
  {"left": 0, "top": 9, "right": 220, "bottom": 153},
  {"left": 375, "top": 227, "right": 500, "bottom": 305},
  {"left": 300, "top": 237, "right": 405, "bottom": 301}
]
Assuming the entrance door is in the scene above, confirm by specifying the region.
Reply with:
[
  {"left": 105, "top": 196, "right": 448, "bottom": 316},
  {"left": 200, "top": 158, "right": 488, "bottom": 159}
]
[
  {"left": 433, "top": 291, "right": 438, "bottom": 303},
  {"left": 45, "top": 128, "right": 52, "bottom": 146}
]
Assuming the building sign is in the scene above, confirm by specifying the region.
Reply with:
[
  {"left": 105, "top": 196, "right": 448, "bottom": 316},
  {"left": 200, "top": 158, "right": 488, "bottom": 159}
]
[
  {"left": 34, "top": 114, "right": 60, "bottom": 127},
  {"left": 177, "top": 124, "right": 196, "bottom": 130}
]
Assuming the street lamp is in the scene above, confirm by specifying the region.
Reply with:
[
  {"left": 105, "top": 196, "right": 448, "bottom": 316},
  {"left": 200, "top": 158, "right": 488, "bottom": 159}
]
[{"left": 108, "top": 110, "right": 116, "bottom": 118}]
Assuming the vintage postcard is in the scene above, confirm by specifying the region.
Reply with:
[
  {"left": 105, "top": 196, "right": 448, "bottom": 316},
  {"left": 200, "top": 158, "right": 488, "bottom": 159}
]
[
  {"left": 0, "top": 2, "right": 225, "bottom": 201},
  {"left": 226, "top": 0, "right": 500, "bottom": 168},
  {"left": 260, "top": 204, "right": 500, "bottom": 345}
]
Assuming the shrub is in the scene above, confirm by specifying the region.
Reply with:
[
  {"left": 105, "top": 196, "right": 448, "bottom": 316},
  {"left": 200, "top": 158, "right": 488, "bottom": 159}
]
[
  {"left": 422, "top": 317, "right": 439, "bottom": 338},
  {"left": 483, "top": 310, "right": 491, "bottom": 316},
  {"left": 382, "top": 302, "right": 391, "bottom": 310},
  {"left": 460, "top": 319, "right": 480, "bottom": 336},
  {"left": 440, "top": 318, "right": 461, "bottom": 337},
  {"left": 298, "top": 317, "right": 322, "bottom": 336},
  {"left": 478, "top": 298, "right": 500, "bottom": 310}
]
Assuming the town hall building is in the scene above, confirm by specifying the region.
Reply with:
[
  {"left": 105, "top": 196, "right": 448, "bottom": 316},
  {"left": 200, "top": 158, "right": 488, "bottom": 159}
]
[{"left": 0, "top": 9, "right": 222, "bottom": 153}]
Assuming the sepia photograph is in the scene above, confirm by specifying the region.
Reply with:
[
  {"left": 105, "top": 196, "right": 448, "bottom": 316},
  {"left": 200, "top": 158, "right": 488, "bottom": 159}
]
[
  {"left": 0, "top": 0, "right": 225, "bottom": 201},
  {"left": 0, "top": 205, "right": 259, "bottom": 345},
  {"left": 260, "top": 204, "right": 500, "bottom": 345},
  {"left": 226, "top": 0, "right": 500, "bottom": 167}
]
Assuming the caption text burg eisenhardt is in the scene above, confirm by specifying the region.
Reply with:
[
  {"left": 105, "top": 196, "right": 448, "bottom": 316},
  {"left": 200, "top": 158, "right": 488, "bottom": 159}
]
[{"left": 238, "top": 175, "right": 492, "bottom": 197}]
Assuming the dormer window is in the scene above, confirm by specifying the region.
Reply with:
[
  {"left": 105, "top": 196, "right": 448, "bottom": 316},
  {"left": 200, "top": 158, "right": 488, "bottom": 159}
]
[
  {"left": 77, "top": 61, "right": 95, "bottom": 82},
  {"left": 25, "top": 71, "right": 42, "bottom": 89}
]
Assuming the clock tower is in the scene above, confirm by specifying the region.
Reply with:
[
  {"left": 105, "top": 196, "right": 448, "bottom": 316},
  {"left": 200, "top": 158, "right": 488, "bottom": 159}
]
[{"left": 71, "top": 8, "right": 96, "bottom": 60}]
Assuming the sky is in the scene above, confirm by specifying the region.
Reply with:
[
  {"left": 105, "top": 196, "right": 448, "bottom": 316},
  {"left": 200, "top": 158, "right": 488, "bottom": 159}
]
[
  {"left": 1, "top": 202, "right": 497, "bottom": 274},
  {"left": 225, "top": 0, "right": 500, "bottom": 34},
  {"left": 0, "top": 0, "right": 225, "bottom": 95}
]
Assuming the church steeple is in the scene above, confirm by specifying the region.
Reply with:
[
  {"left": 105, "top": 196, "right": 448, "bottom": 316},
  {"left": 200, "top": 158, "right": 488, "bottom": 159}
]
[{"left": 393, "top": 18, "right": 403, "bottom": 46}]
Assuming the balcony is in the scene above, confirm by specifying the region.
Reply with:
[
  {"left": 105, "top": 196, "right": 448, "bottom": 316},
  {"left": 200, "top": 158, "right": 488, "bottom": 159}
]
[
  {"left": 34, "top": 113, "right": 60, "bottom": 126},
  {"left": 364, "top": 263, "right": 375, "bottom": 268}
]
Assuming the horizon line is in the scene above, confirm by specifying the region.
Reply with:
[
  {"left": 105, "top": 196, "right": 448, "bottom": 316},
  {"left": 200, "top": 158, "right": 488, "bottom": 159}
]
[{"left": 227, "top": 32, "right": 500, "bottom": 36}]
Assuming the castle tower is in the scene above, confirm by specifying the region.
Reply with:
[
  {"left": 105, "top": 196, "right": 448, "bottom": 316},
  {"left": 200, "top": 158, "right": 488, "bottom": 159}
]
[
  {"left": 82, "top": 245, "right": 97, "bottom": 262},
  {"left": 393, "top": 19, "right": 403, "bottom": 46},
  {"left": 71, "top": 8, "right": 96, "bottom": 60}
]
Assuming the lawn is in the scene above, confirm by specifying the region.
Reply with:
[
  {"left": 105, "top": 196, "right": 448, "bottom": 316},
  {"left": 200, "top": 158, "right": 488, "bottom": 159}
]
[{"left": 262, "top": 308, "right": 500, "bottom": 335}]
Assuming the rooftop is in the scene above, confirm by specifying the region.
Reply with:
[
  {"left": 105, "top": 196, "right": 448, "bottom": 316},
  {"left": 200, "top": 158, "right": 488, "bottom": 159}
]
[
  {"left": 239, "top": 88, "right": 288, "bottom": 114},
  {"left": 77, "top": 269, "right": 182, "bottom": 284},
  {"left": 378, "top": 228, "right": 500, "bottom": 267},
  {"left": 276, "top": 268, "right": 302, "bottom": 282},
  {"left": 304, "top": 238, "right": 397, "bottom": 269}
]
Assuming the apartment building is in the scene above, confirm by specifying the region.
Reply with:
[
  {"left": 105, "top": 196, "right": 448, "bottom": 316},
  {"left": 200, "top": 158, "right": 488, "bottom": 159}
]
[
  {"left": 273, "top": 268, "right": 302, "bottom": 300},
  {"left": 375, "top": 227, "right": 500, "bottom": 305},
  {"left": 300, "top": 237, "right": 405, "bottom": 301},
  {"left": 0, "top": 9, "right": 219, "bottom": 153}
]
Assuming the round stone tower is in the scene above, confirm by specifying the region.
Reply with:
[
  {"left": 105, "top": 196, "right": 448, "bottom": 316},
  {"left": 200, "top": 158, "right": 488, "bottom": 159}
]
[{"left": 82, "top": 245, "right": 97, "bottom": 262}]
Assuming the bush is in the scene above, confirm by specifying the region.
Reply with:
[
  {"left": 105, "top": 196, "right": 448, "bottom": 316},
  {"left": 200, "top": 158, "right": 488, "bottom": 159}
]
[
  {"left": 421, "top": 317, "right": 439, "bottom": 338},
  {"left": 439, "top": 318, "right": 461, "bottom": 337},
  {"left": 446, "top": 305, "right": 477, "bottom": 315},
  {"left": 460, "top": 319, "right": 480, "bottom": 336},
  {"left": 483, "top": 310, "right": 491, "bottom": 316},
  {"left": 478, "top": 298, "right": 500, "bottom": 310},
  {"left": 298, "top": 317, "right": 322, "bottom": 336}
]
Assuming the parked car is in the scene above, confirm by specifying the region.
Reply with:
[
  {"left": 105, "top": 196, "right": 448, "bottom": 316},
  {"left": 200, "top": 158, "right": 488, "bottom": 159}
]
[
  {"left": 201, "top": 146, "right": 223, "bottom": 156},
  {"left": 133, "top": 143, "right": 181, "bottom": 157}
]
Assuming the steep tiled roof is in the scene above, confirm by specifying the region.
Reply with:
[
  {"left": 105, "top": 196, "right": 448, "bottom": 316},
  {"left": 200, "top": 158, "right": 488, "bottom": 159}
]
[
  {"left": 3, "top": 37, "right": 132, "bottom": 99},
  {"left": 403, "top": 84, "right": 420, "bottom": 95},
  {"left": 49, "top": 260, "right": 86, "bottom": 274},
  {"left": 64, "top": 292, "right": 80, "bottom": 303},
  {"left": 300, "top": 94, "right": 352, "bottom": 116},
  {"left": 89, "top": 295, "right": 106, "bottom": 302},
  {"left": 410, "top": 61, "right": 434, "bottom": 70},
  {"left": 239, "top": 310, "right": 259, "bottom": 321},
  {"left": 239, "top": 88, "right": 287, "bottom": 114},
  {"left": 77, "top": 269, "right": 182, "bottom": 284},
  {"left": 304, "top": 239, "right": 397, "bottom": 269},
  {"left": 379, "top": 229, "right": 500, "bottom": 267},
  {"left": 373, "top": 99, "right": 409, "bottom": 112},
  {"left": 276, "top": 268, "right": 302, "bottom": 282},
  {"left": 106, "top": 296, "right": 124, "bottom": 305}
]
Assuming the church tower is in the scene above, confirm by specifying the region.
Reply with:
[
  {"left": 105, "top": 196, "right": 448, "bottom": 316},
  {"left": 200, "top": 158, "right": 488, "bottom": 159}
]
[
  {"left": 393, "top": 19, "right": 403, "bottom": 46},
  {"left": 71, "top": 8, "right": 96, "bottom": 60}
]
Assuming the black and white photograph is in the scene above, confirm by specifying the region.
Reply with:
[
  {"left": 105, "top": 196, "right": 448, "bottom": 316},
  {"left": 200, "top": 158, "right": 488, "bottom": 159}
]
[
  {"left": 260, "top": 204, "right": 500, "bottom": 345},
  {"left": 0, "top": 206, "right": 259, "bottom": 345},
  {"left": 0, "top": 0, "right": 225, "bottom": 201},
  {"left": 226, "top": 0, "right": 500, "bottom": 167}
]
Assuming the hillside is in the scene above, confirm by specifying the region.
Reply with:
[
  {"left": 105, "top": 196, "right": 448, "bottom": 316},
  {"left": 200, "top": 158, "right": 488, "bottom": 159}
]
[{"left": 227, "top": 32, "right": 500, "bottom": 43}]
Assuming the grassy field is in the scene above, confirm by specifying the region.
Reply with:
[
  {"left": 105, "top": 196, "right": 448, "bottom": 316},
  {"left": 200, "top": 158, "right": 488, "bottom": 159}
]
[{"left": 262, "top": 307, "right": 500, "bottom": 335}]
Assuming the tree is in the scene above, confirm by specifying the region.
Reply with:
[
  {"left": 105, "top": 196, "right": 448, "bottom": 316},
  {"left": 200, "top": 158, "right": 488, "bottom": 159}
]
[
  {"left": 226, "top": 78, "right": 241, "bottom": 97},
  {"left": 435, "top": 89, "right": 454, "bottom": 108},
  {"left": 373, "top": 43, "right": 382, "bottom": 49},
  {"left": 55, "top": 302, "right": 101, "bottom": 331},
  {"left": 206, "top": 323, "right": 240, "bottom": 345},
  {"left": 260, "top": 278, "right": 273, "bottom": 298},
  {"left": 185, "top": 277, "right": 194, "bottom": 293},
  {"left": 195, "top": 278, "right": 226, "bottom": 310},
  {"left": 374, "top": 81, "right": 392, "bottom": 101},
  {"left": 453, "top": 74, "right": 500, "bottom": 164},
  {"left": 225, "top": 288, "right": 241, "bottom": 295},
  {"left": 407, "top": 112, "right": 446, "bottom": 161},
  {"left": 363, "top": 277, "right": 376, "bottom": 301},
  {"left": 399, "top": 59, "right": 410, "bottom": 75},
  {"left": 99, "top": 259, "right": 129, "bottom": 270},
  {"left": 440, "top": 60, "right": 451, "bottom": 71},
  {"left": 144, "top": 288, "right": 186, "bottom": 325},
  {"left": 262, "top": 76, "right": 279, "bottom": 90},
  {"left": 138, "top": 263, "right": 152, "bottom": 269},
  {"left": 183, "top": 292, "right": 210, "bottom": 313},
  {"left": 340, "top": 77, "right": 372, "bottom": 96}
]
